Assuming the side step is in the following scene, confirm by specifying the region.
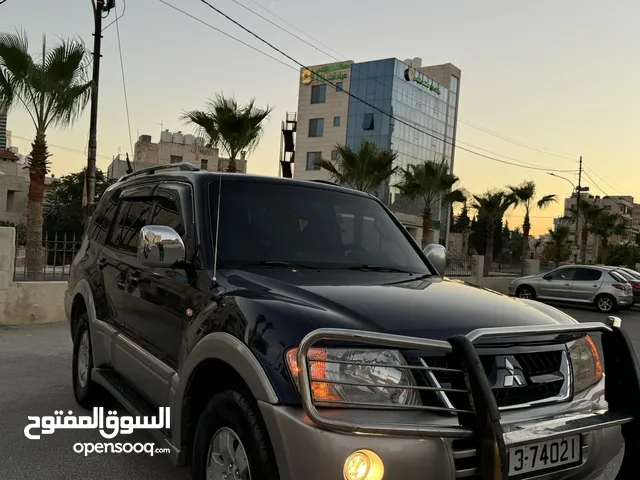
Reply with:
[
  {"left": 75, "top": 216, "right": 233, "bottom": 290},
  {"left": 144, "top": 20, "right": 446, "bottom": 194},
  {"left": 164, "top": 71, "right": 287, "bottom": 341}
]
[{"left": 92, "top": 368, "right": 186, "bottom": 466}]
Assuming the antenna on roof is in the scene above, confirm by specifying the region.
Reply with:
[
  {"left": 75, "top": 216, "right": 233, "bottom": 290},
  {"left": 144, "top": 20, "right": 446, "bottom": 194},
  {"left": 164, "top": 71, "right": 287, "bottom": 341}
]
[{"left": 212, "top": 174, "right": 222, "bottom": 285}]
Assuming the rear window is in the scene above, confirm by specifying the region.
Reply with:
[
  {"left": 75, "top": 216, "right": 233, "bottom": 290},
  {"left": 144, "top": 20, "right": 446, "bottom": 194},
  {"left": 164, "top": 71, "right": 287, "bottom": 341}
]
[{"left": 609, "top": 271, "right": 629, "bottom": 283}]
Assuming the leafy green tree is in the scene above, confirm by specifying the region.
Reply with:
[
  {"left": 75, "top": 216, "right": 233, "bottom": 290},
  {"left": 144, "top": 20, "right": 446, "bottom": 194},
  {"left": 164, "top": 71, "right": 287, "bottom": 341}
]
[
  {"left": 318, "top": 141, "right": 397, "bottom": 193},
  {"left": 568, "top": 199, "right": 604, "bottom": 264},
  {"left": 604, "top": 243, "right": 640, "bottom": 267},
  {"left": 43, "top": 168, "right": 113, "bottom": 240},
  {"left": 471, "top": 191, "right": 516, "bottom": 275},
  {"left": 0, "top": 32, "right": 92, "bottom": 279},
  {"left": 589, "top": 212, "right": 628, "bottom": 264},
  {"left": 508, "top": 181, "right": 556, "bottom": 270},
  {"left": 395, "top": 158, "right": 465, "bottom": 247},
  {"left": 452, "top": 203, "right": 471, "bottom": 232},
  {"left": 182, "top": 94, "right": 273, "bottom": 172},
  {"left": 542, "top": 226, "right": 572, "bottom": 263}
]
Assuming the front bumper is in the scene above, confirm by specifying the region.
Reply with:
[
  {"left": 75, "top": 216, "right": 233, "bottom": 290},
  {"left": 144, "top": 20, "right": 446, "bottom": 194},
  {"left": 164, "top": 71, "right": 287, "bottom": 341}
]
[
  {"left": 283, "top": 321, "right": 640, "bottom": 480},
  {"left": 260, "top": 403, "right": 624, "bottom": 480}
]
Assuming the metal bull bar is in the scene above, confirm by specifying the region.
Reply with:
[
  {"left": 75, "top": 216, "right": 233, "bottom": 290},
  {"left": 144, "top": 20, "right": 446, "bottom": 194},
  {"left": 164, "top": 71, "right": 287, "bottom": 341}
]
[{"left": 297, "top": 320, "right": 640, "bottom": 480}]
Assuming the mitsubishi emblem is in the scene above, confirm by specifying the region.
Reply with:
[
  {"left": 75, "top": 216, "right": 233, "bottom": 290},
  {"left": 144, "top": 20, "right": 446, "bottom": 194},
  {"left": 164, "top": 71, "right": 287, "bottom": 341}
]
[{"left": 491, "top": 355, "right": 527, "bottom": 389}]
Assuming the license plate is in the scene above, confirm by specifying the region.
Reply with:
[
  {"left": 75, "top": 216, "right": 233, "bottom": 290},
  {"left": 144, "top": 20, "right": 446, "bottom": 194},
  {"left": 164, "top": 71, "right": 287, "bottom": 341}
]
[{"left": 508, "top": 435, "right": 581, "bottom": 477}]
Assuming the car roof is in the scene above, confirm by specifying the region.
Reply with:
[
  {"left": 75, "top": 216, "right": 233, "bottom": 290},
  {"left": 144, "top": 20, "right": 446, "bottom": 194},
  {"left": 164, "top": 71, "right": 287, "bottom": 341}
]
[{"left": 112, "top": 165, "right": 373, "bottom": 199}]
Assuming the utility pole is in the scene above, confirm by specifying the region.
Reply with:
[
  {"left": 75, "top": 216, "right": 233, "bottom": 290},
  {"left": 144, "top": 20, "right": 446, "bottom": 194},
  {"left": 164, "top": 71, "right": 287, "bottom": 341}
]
[
  {"left": 575, "top": 155, "right": 583, "bottom": 264},
  {"left": 85, "top": 0, "right": 113, "bottom": 228}
]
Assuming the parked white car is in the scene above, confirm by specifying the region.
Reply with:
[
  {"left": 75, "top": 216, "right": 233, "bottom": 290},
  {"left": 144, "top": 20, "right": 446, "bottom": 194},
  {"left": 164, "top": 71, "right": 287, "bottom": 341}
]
[{"left": 508, "top": 265, "right": 634, "bottom": 313}]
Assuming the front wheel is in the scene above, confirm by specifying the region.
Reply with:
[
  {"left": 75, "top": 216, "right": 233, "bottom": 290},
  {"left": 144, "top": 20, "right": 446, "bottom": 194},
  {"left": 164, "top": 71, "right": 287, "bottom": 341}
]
[
  {"left": 595, "top": 294, "right": 617, "bottom": 313},
  {"left": 191, "top": 388, "right": 279, "bottom": 480}
]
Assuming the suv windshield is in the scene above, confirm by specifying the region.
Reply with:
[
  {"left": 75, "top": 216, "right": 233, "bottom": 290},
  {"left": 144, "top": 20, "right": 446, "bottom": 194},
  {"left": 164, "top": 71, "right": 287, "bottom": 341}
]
[{"left": 213, "top": 181, "right": 430, "bottom": 274}]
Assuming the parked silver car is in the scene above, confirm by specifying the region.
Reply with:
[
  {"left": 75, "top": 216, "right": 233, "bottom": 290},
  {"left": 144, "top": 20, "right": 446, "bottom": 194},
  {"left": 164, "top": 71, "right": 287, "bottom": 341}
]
[{"left": 508, "top": 265, "right": 634, "bottom": 313}]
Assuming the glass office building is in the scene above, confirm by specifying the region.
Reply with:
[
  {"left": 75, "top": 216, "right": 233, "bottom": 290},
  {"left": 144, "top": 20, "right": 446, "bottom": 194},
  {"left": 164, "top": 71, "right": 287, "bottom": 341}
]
[
  {"left": 344, "top": 58, "right": 460, "bottom": 242},
  {"left": 293, "top": 57, "right": 461, "bottom": 244}
]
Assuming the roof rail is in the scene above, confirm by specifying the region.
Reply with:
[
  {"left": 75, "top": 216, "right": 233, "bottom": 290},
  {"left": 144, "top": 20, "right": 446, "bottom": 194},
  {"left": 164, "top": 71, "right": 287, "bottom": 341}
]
[
  {"left": 311, "top": 180, "right": 339, "bottom": 186},
  {"left": 117, "top": 162, "right": 200, "bottom": 183}
]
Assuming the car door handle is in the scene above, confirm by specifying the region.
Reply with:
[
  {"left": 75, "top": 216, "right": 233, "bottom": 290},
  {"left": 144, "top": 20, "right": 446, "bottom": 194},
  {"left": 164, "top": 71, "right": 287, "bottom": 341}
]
[
  {"left": 126, "top": 271, "right": 141, "bottom": 287},
  {"left": 97, "top": 257, "right": 107, "bottom": 270}
]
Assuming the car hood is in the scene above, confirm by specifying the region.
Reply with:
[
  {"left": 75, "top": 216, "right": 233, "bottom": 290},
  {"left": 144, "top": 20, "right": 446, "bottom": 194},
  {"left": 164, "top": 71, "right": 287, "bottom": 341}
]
[{"left": 222, "top": 270, "right": 577, "bottom": 340}]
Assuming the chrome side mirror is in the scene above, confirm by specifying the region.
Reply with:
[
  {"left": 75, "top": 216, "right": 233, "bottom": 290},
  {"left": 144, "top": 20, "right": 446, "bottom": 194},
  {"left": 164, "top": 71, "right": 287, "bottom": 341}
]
[
  {"left": 423, "top": 243, "right": 447, "bottom": 277},
  {"left": 138, "top": 225, "right": 186, "bottom": 268}
]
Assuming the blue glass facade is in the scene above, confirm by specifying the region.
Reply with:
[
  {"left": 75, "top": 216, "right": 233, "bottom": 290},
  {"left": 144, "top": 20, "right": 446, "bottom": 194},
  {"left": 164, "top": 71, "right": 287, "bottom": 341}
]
[{"left": 345, "top": 58, "right": 459, "bottom": 233}]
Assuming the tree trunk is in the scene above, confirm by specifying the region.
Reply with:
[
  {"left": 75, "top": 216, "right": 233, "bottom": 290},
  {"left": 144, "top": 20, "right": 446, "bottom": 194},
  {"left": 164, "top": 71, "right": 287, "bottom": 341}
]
[
  {"left": 226, "top": 154, "right": 237, "bottom": 173},
  {"left": 25, "top": 132, "right": 49, "bottom": 281},
  {"left": 601, "top": 238, "right": 609, "bottom": 264},
  {"left": 580, "top": 225, "right": 588, "bottom": 264},
  {"left": 521, "top": 213, "right": 531, "bottom": 275},
  {"left": 484, "top": 224, "right": 495, "bottom": 277},
  {"left": 420, "top": 206, "right": 432, "bottom": 248}
]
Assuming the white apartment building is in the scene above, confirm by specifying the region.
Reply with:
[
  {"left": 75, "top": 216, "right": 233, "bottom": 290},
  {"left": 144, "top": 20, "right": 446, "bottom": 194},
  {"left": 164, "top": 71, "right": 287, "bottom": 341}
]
[
  {"left": 107, "top": 131, "right": 248, "bottom": 180},
  {"left": 559, "top": 192, "right": 638, "bottom": 263}
]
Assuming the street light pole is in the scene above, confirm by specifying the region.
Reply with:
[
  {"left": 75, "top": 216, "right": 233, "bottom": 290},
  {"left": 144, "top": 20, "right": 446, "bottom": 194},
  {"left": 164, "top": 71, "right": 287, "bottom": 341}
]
[{"left": 547, "top": 171, "right": 579, "bottom": 264}]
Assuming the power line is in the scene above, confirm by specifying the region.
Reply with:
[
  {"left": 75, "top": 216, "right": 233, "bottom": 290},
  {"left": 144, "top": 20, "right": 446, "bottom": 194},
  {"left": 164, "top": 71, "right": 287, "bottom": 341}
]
[
  {"left": 156, "top": 0, "right": 298, "bottom": 71},
  {"left": 10, "top": 134, "right": 113, "bottom": 160},
  {"left": 457, "top": 119, "right": 578, "bottom": 162},
  {"left": 230, "top": 0, "right": 580, "bottom": 165},
  {"left": 102, "top": 0, "right": 126, "bottom": 32},
  {"left": 195, "top": 0, "right": 577, "bottom": 173},
  {"left": 114, "top": 1, "right": 134, "bottom": 156}
]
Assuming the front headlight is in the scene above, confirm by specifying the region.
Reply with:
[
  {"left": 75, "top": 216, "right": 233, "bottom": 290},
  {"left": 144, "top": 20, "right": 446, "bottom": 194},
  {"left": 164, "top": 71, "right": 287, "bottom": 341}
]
[
  {"left": 568, "top": 335, "right": 603, "bottom": 394},
  {"left": 286, "top": 347, "right": 422, "bottom": 406}
]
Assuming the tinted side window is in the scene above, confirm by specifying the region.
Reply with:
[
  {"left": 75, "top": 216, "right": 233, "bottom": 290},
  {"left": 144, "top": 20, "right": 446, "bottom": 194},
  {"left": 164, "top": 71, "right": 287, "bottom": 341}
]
[
  {"left": 90, "top": 193, "right": 119, "bottom": 244},
  {"left": 151, "top": 197, "right": 185, "bottom": 237},
  {"left": 107, "top": 199, "right": 153, "bottom": 253},
  {"left": 549, "top": 268, "right": 576, "bottom": 281},
  {"left": 574, "top": 268, "right": 602, "bottom": 281},
  {"left": 609, "top": 271, "right": 628, "bottom": 283}
]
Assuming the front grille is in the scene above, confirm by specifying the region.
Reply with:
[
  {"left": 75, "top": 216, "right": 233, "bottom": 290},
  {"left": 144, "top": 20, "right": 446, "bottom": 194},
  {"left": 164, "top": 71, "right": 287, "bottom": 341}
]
[{"left": 421, "top": 349, "right": 566, "bottom": 409}]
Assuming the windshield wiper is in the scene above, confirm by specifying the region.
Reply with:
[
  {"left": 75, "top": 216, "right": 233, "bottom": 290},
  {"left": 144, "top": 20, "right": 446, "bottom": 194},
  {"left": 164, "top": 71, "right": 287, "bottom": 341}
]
[
  {"left": 340, "top": 264, "right": 415, "bottom": 273},
  {"left": 233, "top": 261, "right": 320, "bottom": 270}
]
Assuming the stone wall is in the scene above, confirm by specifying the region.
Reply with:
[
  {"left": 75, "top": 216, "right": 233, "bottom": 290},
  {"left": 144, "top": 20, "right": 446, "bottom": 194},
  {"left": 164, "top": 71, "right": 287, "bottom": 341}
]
[{"left": 0, "top": 227, "right": 66, "bottom": 325}]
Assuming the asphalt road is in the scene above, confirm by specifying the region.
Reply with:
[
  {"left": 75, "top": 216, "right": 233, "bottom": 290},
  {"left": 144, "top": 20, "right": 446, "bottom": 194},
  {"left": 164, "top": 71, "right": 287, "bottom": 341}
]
[{"left": 0, "top": 306, "right": 637, "bottom": 480}]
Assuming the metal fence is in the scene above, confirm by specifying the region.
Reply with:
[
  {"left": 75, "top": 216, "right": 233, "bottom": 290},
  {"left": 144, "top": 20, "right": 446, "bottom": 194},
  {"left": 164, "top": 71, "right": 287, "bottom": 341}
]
[
  {"left": 444, "top": 255, "right": 473, "bottom": 277},
  {"left": 487, "top": 260, "right": 558, "bottom": 277},
  {"left": 13, "top": 232, "right": 81, "bottom": 282}
]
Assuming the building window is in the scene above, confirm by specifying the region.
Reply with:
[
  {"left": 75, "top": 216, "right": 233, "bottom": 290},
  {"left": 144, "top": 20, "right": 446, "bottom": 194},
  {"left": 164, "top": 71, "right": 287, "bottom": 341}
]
[
  {"left": 331, "top": 150, "right": 339, "bottom": 161},
  {"left": 311, "top": 85, "right": 326, "bottom": 104},
  {"left": 5, "top": 190, "right": 16, "bottom": 212},
  {"left": 306, "top": 152, "right": 322, "bottom": 171},
  {"left": 308, "top": 118, "right": 324, "bottom": 137},
  {"left": 335, "top": 81, "right": 343, "bottom": 92},
  {"left": 362, "top": 114, "right": 374, "bottom": 130},
  {"left": 333, "top": 116, "right": 341, "bottom": 127},
  {"left": 201, "top": 159, "right": 208, "bottom": 170},
  {"left": 170, "top": 155, "right": 183, "bottom": 164}
]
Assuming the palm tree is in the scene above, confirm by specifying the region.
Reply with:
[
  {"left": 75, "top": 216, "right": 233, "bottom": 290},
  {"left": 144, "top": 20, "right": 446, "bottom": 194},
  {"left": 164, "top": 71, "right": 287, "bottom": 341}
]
[
  {"left": 395, "top": 158, "right": 465, "bottom": 247},
  {"left": 0, "top": 32, "right": 92, "bottom": 279},
  {"left": 317, "top": 141, "right": 398, "bottom": 193},
  {"left": 471, "top": 191, "right": 516, "bottom": 276},
  {"left": 568, "top": 199, "right": 604, "bottom": 264},
  {"left": 542, "top": 226, "right": 572, "bottom": 264},
  {"left": 182, "top": 94, "right": 273, "bottom": 172},
  {"left": 589, "top": 212, "right": 628, "bottom": 264},
  {"left": 508, "top": 181, "right": 556, "bottom": 273}
]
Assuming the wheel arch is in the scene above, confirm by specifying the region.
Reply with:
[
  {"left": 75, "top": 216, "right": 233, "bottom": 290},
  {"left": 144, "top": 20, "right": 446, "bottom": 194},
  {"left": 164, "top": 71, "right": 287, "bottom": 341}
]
[{"left": 173, "top": 332, "right": 279, "bottom": 456}]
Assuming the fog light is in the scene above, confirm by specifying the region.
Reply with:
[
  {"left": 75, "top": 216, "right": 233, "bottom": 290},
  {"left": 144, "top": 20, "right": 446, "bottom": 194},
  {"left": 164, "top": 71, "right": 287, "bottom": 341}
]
[{"left": 343, "top": 449, "right": 384, "bottom": 480}]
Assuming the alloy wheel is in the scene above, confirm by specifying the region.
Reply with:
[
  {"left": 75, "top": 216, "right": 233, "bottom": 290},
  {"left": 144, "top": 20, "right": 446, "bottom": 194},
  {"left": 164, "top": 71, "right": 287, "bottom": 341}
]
[
  {"left": 77, "top": 330, "right": 91, "bottom": 388},
  {"left": 206, "top": 427, "right": 251, "bottom": 480}
]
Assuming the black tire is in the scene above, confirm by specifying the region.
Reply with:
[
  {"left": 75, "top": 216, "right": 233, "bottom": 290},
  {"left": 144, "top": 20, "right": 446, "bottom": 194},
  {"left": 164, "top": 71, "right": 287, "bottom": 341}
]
[
  {"left": 595, "top": 294, "right": 618, "bottom": 313},
  {"left": 516, "top": 285, "right": 536, "bottom": 300},
  {"left": 72, "top": 314, "right": 103, "bottom": 409},
  {"left": 191, "top": 388, "right": 279, "bottom": 480}
]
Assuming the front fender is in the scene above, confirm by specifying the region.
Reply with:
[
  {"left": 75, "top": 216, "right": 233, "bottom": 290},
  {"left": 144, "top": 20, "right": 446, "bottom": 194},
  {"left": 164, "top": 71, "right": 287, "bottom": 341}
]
[{"left": 172, "top": 332, "right": 279, "bottom": 448}]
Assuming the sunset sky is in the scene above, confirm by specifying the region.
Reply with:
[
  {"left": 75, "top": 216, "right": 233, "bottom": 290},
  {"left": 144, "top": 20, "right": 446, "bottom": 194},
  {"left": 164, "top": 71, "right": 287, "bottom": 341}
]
[{"left": 2, "top": 0, "right": 638, "bottom": 236}]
